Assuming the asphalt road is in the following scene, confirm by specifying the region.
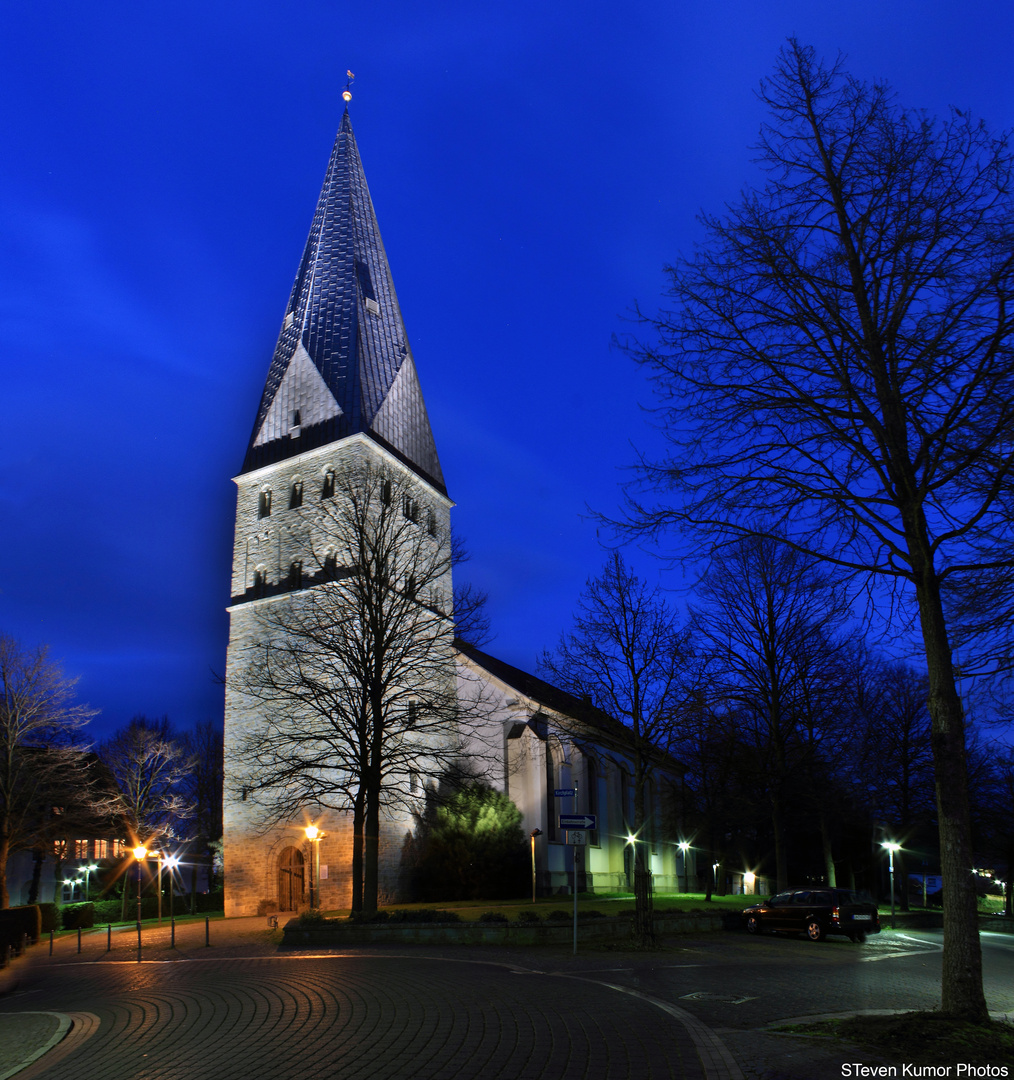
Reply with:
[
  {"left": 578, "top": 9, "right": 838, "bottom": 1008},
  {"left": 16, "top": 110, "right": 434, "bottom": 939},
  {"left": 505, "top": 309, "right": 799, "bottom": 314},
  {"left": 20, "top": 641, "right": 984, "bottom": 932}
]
[{"left": 0, "top": 920, "right": 1011, "bottom": 1080}]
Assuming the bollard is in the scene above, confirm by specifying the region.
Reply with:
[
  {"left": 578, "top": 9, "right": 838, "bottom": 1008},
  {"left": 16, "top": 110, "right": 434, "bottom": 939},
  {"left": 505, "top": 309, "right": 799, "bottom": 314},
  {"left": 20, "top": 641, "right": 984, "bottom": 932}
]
[
  {"left": 205, "top": 915, "right": 210, "bottom": 947},
  {"left": 49, "top": 931, "right": 54, "bottom": 956},
  {"left": 107, "top": 924, "right": 112, "bottom": 952},
  {"left": 136, "top": 920, "right": 142, "bottom": 963},
  {"left": 77, "top": 927, "right": 82, "bottom": 954}
]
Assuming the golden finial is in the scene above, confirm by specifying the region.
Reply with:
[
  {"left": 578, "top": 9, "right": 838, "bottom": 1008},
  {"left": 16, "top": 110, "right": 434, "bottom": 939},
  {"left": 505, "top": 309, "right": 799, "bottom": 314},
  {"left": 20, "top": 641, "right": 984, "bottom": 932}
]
[{"left": 342, "top": 70, "right": 355, "bottom": 104}]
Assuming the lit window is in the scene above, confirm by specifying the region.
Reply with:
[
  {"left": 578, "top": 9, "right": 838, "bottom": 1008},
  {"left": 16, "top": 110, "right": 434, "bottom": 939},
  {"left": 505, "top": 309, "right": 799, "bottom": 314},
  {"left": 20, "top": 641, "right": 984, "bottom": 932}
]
[
  {"left": 74, "top": 839, "right": 89, "bottom": 859},
  {"left": 113, "top": 840, "right": 126, "bottom": 858},
  {"left": 258, "top": 489, "right": 272, "bottom": 518},
  {"left": 94, "top": 839, "right": 109, "bottom": 860}
]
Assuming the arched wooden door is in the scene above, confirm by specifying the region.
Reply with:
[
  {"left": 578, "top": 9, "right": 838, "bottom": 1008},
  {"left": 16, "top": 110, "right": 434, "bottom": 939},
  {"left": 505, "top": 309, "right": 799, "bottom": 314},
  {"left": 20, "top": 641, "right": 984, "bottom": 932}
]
[{"left": 277, "top": 847, "right": 305, "bottom": 911}]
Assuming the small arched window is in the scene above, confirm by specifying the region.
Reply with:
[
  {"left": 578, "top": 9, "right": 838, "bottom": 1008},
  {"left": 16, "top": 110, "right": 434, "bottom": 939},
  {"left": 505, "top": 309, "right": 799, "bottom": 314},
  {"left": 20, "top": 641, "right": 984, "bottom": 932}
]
[
  {"left": 407, "top": 699, "right": 418, "bottom": 726},
  {"left": 321, "top": 470, "right": 335, "bottom": 499},
  {"left": 289, "top": 479, "right": 303, "bottom": 509},
  {"left": 252, "top": 566, "right": 266, "bottom": 598},
  {"left": 288, "top": 561, "right": 303, "bottom": 590},
  {"left": 323, "top": 549, "right": 338, "bottom": 577},
  {"left": 426, "top": 509, "right": 437, "bottom": 536},
  {"left": 402, "top": 494, "right": 417, "bottom": 522},
  {"left": 380, "top": 479, "right": 392, "bottom": 506},
  {"left": 258, "top": 489, "right": 272, "bottom": 518}
]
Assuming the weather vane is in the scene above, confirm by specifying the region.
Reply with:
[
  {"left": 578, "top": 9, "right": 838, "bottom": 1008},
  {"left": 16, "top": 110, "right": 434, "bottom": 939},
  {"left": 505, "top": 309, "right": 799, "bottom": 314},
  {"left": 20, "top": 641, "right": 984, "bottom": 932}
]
[{"left": 342, "top": 70, "right": 355, "bottom": 104}]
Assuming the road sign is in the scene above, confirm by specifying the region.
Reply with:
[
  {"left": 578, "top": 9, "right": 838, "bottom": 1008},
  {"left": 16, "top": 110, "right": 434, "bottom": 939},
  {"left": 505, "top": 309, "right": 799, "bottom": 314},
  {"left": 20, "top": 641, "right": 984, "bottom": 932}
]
[
  {"left": 566, "top": 830, "right": 587, "bottom": 845},
  {"left": 559, "top": 814, "right": 597, "bottom": 830},
  {"left": 553, "top": 788, "right": 576, "bottom": 798}
]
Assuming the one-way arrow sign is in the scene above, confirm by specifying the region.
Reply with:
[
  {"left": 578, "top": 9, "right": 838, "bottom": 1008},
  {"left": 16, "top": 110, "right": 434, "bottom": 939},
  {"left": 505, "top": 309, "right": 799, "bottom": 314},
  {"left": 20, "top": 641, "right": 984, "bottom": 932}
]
[{"left": 558, "top": 814, "right": 597, "bottom": 830}]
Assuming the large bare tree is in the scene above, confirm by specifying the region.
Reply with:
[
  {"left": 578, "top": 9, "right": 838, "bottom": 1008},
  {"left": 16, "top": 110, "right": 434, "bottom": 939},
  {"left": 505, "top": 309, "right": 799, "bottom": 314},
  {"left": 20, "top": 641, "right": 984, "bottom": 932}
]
[
  {"left": 541, "top": 551, "right": 695, "bottom": 945},
  {"left": 623, "top": 40, "right": 1014, "bottom": 1018},
  {"left": 0, "top": 634, "right": 97, "bottom": 908},
  {"left": 231, "top": 460, "right": 492, "bottom": 916}
]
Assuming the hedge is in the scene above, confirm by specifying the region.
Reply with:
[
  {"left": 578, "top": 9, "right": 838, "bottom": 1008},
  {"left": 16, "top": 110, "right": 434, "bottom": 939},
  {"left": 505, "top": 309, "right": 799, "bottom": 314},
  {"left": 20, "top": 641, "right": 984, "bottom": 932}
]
[
  {"left": 0, "top": 906, "right": 42, "bottom": 955},
  {"left": 61, "top": 903, "right": 95, "bottom": 930}
]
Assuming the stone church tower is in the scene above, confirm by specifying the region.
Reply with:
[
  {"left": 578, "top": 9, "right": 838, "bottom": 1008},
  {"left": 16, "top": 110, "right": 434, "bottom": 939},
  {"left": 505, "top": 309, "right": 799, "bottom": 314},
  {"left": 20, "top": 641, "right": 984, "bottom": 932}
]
[{"left": 223, "top": 107, "right": 452, "bottom": 917}]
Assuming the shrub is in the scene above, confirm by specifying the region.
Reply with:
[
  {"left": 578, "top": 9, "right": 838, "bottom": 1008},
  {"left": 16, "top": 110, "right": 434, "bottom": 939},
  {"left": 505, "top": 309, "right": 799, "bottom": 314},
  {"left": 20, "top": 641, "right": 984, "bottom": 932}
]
[
  {"left": 37, "top": 903, "right": 59, "bottom": 934},
  {"left": 478, "top": 911, "right": 509, "bottom": 924},
  {"left": 61, "top": 903, "right": 95, "bottom": 930},
  {"left": 513, "top": 910, "right": 542, "bottom": 925},
  {"left": 546, "top": 909, "right": 572, "bottom": 922}
]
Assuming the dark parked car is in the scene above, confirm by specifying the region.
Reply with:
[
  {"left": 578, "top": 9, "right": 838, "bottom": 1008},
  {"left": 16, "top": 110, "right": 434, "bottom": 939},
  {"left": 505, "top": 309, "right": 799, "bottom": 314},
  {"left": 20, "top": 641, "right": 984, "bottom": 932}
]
[{"left": 743, "top": 888, "right": 880, "bottom": 942}]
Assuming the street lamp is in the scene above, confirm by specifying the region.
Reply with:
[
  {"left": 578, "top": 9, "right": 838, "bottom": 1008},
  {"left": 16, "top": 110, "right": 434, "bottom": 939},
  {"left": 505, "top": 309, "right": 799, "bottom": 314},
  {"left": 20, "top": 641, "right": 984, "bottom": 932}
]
[
  {"left": 132, "top": 845, "right": 148, "bottom": 925},
  {"left": 744, "top": 870, "right": 756, "bottom": 896},
  {"left": 80, "top": 863, "right": 98, "bottom": 902},
  {"left": 304, "top": 825, "right": 323, "bottom": 910},
  {"left": 530, "top": 829, "right": 542, "bottom": 904},
  {"left": 882, "top": 841, "right": 901, "bottom": 929},
  {"left": 678, "top": 842, "right": 691, "bottom": 895}
]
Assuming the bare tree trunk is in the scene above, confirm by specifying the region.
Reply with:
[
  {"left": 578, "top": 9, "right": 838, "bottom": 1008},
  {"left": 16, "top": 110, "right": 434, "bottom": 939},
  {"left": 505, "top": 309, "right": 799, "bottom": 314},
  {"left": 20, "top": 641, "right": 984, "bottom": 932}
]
[
  {"left": 916, "top": 569, "right": 987, "bottom": 1021},
  {"left": 0, "top": 835, "right": 10, "bottom": 908},
  {"left": 820, "top": 814, "right": 836, "bottom": 887},
  {"left": 632, "top": 760, "right": 654, "bottom": 946},
  {"left": 351, "top": 786, "right": 365, "bottom": 913}
]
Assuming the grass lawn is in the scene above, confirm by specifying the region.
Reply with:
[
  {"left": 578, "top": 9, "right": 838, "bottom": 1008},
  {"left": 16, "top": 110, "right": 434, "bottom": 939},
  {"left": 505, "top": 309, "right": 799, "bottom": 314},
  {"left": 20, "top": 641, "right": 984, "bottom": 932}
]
[
  {"left": 780, "top": 1012, "right": 1014, "bottom": 1068},
  {"left": 317, "top": 892, "right": 752, "bottom": 921}
]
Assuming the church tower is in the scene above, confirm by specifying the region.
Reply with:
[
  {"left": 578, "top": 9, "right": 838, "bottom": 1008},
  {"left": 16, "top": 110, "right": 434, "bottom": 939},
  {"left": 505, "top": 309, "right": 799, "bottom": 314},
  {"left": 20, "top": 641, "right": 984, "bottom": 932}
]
[{"left": 222, "top": 105, "right": 453, "bottom": 917}]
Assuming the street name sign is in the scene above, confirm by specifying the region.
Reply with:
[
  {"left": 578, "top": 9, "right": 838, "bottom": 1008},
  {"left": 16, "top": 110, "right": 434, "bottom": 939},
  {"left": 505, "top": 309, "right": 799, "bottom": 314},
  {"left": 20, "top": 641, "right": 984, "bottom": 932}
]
[
  {"left": 553, "top": 788, "right": 576, "bottom": 797},
  {"left": 558, "top": 814, "right": 597, "bottom": 830}
]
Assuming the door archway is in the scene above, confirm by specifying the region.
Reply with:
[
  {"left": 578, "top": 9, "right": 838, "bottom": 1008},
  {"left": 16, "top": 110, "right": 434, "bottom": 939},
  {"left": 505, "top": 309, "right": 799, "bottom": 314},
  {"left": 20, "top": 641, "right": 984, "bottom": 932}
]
[{"left": 277, "top": 846, "right": 305, "bottom": 911}]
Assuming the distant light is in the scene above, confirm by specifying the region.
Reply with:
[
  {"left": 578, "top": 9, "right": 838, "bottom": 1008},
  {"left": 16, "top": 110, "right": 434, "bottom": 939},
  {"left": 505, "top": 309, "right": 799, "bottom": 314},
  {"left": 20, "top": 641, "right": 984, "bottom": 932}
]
[
  {"left": 164, "top": 854, "right": 181, "bottom": 870},
  {"left": 625, "top": 833, "right": 637, "bottom": 846},
  {"left": 133, "top": 845, "right": 148, "bottom": 861},
  {"left": 744, "top": 871, "right": 756, "bottom": 886},
  {"left": 678, "top": 841, "right": 690, "bottom": 853},
  {"left": 881, "top": 841, "right": 901, "bottom": 853}
]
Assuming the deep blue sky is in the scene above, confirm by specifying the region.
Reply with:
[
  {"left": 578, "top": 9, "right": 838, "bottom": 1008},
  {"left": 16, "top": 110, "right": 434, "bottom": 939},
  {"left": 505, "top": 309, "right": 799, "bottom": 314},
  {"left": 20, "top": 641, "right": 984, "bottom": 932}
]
[{"left": 2, "top": 2, "right": 1012, "bottom": 741}]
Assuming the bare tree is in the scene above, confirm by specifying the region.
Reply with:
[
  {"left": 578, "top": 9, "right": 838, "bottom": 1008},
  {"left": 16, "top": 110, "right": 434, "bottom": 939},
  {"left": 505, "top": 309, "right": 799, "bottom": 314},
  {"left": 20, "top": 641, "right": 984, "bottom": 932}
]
[
  {"left": 623, "top": 41, "right": 1014, "bottom": 1018},
  {"left": 0, "top": 634, "right": 97, "bottom": 908},
  {"left": 230, "top": 460, "right": 492, "bottom": 916},
  {"left": 692, "top": 536, "right": 854, "bottom": 890},
  {"left": 181, "top": 720, "right": 224, "bottom": 903},
  {"left": 541, "top": 552, "right": 694, "bottom": 945}
]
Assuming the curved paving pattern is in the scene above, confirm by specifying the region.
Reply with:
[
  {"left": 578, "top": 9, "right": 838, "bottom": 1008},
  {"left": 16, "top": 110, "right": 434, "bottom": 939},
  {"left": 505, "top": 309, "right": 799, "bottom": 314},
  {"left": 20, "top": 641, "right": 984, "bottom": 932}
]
[{"left": 7, "top": 956, "right": 705, "bottom": 1080}]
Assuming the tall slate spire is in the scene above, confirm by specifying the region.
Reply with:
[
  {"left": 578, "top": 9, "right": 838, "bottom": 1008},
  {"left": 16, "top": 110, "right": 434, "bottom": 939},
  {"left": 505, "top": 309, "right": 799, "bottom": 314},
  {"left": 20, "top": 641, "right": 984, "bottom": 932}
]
[{"left": 241, "top": 110, "right": 446, "bottom": 494}]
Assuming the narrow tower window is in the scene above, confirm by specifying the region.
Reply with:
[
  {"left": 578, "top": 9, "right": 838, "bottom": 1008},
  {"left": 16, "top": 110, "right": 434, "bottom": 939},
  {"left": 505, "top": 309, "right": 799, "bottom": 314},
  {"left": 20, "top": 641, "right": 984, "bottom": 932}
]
[
  {"left": 402, "top": 494, "right": 417, "bottom": 522},
  {"left": 288, "top": 561, "right": 303, "bottom": 590},
  {"left": 289, "top": 480, "right": 303, "bottom": 509},
  {"left": 380, "top": 479, "right": 392, "bottom": 506},
  {"left": 258, "top": 489, "right": 272, "bottom": 518},
  {"left": 321, "top": 470, "right": 335, "bottom": 499},
  {"left": 426, "top": 509, "right": 437, "bottom": 536}
]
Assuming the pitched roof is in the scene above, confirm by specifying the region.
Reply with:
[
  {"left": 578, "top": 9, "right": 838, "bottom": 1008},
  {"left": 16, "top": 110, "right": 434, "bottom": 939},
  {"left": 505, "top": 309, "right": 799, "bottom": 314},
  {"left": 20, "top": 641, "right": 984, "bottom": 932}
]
[
  {"left": 241, "top": 110, "right": 446, "bottom": 494},
  {"left": 455, "top": 640, "right": 633, "bottom": 744}
]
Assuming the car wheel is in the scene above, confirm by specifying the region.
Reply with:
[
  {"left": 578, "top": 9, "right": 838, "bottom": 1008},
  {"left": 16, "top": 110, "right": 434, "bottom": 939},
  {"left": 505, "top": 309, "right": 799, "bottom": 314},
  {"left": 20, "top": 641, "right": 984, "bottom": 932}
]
[
  {"left": 805, "top": 919, "right": 824, "bottom": 942},
  {"left": 746, "top": 914, "right": 761, "bottom": 935}
]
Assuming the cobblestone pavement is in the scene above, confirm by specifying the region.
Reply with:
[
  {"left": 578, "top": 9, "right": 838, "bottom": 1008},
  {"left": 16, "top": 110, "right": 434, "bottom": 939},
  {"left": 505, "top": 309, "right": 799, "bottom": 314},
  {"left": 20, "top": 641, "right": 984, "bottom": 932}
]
[{"left": 1, "top": 920, "right": 1012, "bottom": 1080}]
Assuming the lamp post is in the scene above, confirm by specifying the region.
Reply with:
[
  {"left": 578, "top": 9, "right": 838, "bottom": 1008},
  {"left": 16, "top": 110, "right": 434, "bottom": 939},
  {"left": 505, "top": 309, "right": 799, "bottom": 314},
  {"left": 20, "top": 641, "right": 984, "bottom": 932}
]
[
  {"left": 82, "top": 859, "right": 98, "bottom": 902},
  {"left": 882, "top": 841, "right": 900, "bottom": 929},
  {"left": 678, "top": 842, "right": 690, "bottom": 895},
  {"left": 132, "top": 845, "right": 148, "bottom": 925},
  {"left": 530, "top": 829, "right": 542, "bottom": 904},
  {"left": 304, "top": 825, "right": 323, "bottom": 910}
]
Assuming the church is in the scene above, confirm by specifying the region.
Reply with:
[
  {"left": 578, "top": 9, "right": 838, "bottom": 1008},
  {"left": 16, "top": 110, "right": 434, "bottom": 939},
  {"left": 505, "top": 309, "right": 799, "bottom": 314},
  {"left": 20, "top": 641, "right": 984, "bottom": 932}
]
[{"left": 222, "top": 102, "right": 686, "bottom": 917}]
